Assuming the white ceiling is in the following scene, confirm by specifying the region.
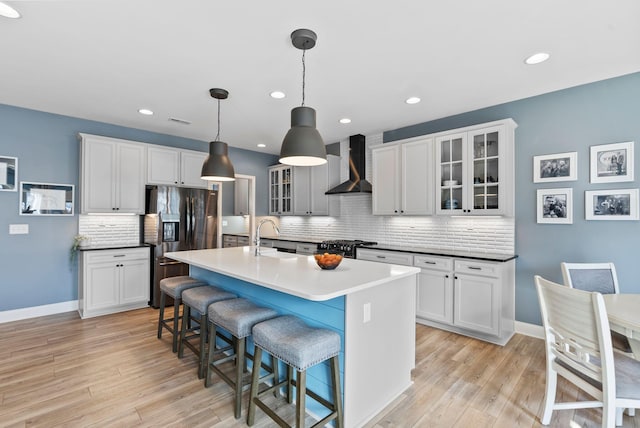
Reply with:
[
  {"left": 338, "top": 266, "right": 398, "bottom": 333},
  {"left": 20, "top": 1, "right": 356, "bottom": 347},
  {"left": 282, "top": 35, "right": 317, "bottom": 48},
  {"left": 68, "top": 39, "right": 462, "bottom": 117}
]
[{"left": 1, "top": 0, "right": 639, "bottom": 154}]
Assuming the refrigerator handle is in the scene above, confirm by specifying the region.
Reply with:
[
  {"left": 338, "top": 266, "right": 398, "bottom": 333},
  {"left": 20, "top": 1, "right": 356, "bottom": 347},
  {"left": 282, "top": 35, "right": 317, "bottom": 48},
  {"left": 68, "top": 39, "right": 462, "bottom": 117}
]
[
  {"left": 190, "top": 196, "right": 196, "bottom": 246},
  {"left": 185, "top": 196, "right": 192, "bottom": 248}
]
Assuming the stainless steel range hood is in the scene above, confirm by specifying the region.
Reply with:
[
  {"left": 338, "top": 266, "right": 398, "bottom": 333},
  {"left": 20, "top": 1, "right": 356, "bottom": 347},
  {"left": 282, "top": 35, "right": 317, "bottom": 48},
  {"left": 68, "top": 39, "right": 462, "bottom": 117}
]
[{"left": 325, "top": 134, "right": 372, "bottom": 195}]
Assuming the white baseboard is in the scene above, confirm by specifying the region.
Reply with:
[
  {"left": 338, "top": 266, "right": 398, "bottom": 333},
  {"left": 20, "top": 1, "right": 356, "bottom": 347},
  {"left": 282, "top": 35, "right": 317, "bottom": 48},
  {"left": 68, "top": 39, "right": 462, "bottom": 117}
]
[
  {"left": 0, "top": 300, "right": 78, "bottom": 324},
  {"left": 515, "top": 320, "right": 544, "bottom": 339}
]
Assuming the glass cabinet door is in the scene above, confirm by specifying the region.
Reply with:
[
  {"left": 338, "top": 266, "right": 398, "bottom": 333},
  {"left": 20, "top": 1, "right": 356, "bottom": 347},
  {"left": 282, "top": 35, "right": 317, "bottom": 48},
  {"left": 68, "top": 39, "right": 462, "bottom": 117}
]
[
  {"left": 269, "top": 168, "right": 280, "bottom": 215},
  {"left": 439, "top": 134, "right": 464, "bottom": 212},
  {"left": 470, "top": 129, "right": 500, "bottom": 211},
  {"left": 281, "top": 167, "right": 292, "bottom": 214}
]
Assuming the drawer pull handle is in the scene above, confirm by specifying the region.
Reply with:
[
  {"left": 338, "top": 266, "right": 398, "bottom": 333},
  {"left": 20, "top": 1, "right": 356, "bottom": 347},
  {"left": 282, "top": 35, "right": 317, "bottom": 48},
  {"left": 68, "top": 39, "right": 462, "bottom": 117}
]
[
  {"left": 422, "top": 261, "right": 436, "bottom": 265},
  {"left": 468, "top": 266, "right": 481, "bottom": 270},
  {"left": 113, "top": 255, "right": 126, "bottom": 258},
  {"left": 376, "top": 255, "right": 386, "bottom": 259}
]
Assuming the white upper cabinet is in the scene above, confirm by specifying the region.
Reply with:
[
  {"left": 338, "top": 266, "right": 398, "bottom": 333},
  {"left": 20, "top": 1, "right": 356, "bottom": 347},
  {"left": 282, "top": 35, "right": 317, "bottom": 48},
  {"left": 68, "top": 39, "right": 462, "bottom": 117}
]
[
  {"left": 371, "top": 137, "right": 433, "bottom": 215},
  {"left": 147, "top": 146, "right": 209, "bottom": 189},
  {"left": 268, "top": 165, "right": 294, "bottom": 216},
  {"left": 293, "top": 155, "right": 340, "bottom": 216},
  {"left": 435, "top": 119, "right": 516, "bottom": 216},
  {"left": 79, "top": 133, "right": 146, "bottom": 214}
]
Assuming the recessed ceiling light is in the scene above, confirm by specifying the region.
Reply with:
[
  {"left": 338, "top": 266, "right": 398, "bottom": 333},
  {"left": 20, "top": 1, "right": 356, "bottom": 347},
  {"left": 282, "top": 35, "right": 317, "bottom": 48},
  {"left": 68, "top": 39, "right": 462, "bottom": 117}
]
[
  {"left": 257, "top": 143, "right": 266, "bottom": 148},
  {"left": 138, "top": 108, "right": 154, "bottom": 115},
  {"left": 525, "top": 52, "right": 550, "bottom": 65},
  {"left": 405, "top": 97, "right": 421, "bottom": 105},
  {"left": 270, "top": 91, "right": 286, "bottom": 99},
  {"left": 339, "top": 118, "right": 351, "bottom": 124},
  {"left": 0, "top": 2, "right": 20, "bottom": 18}
]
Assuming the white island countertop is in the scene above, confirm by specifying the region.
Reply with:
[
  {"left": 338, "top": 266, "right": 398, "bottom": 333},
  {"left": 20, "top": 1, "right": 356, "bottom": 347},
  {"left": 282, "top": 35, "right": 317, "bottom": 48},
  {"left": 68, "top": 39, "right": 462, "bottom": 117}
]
[{"left": 165, "top": 246, "right": 419, "bottom": 301}]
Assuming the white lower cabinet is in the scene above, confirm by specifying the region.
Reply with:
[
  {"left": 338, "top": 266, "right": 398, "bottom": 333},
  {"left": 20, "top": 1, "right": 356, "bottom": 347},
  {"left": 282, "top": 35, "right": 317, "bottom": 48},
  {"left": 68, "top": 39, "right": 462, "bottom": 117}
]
[
  {"left": 79, "top": 247, "right": 150, "bottom": 318},
  {"left": 357, "top": 248, "right": 515, "bottom": 345}
]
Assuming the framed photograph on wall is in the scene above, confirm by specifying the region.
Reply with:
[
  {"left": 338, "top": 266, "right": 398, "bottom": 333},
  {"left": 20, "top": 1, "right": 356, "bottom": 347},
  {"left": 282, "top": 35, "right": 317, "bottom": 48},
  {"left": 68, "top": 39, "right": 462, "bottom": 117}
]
[
  {"left": 0, "top": 155, "right": 18, "bottom": 191},
  {"left": 590, "top": 141, "right": 634, "bottom": 183},
  {"left": 537, "top": 188, "right": 573, "bottom": 224},
  {"left": 533, "top": 152, "right": 577, "bottom": 183},
  {"left": 585, "top": 189, "right": 639, "bottom": 220},
  {"left": 20, "top": 182, "right": 74, "bottom": 216}
]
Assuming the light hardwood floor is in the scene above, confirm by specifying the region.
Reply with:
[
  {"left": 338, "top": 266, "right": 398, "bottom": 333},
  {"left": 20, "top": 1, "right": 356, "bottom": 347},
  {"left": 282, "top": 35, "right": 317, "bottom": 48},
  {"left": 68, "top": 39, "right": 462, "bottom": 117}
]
[{"left": 0, "top": 308, "right": 638, "bottom": 428}]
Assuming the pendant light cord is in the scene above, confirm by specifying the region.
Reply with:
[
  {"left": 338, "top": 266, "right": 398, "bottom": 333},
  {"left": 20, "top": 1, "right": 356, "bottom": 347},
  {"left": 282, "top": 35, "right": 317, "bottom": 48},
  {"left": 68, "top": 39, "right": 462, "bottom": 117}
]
[
  {"left": 215, "top": 98, "right": 221, "bottom": 141},
  {"left": 301, "top": 49, "right": 306, "bottom": 107}
]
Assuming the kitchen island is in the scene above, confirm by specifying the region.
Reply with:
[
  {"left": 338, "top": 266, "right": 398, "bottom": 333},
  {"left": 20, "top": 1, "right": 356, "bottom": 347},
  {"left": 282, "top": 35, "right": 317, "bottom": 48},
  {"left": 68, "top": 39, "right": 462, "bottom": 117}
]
[{"left": 166, "top": 246, "right": 419, "bottom": 428}]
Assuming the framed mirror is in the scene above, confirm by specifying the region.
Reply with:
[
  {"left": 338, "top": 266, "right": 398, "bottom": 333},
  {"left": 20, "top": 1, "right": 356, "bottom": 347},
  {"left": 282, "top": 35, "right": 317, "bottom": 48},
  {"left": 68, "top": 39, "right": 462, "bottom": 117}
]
[
  {"left": 20, "top": 182, "right": 74, "bottom": 216},
  {"left": 0, "top": 156, "right": 17, "bottom": 191}
]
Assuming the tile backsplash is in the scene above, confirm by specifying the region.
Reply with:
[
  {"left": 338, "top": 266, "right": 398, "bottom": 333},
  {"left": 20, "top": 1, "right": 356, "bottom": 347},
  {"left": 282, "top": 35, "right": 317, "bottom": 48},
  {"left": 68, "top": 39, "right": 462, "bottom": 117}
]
[{"left": 79, "top": 215, "right": 140, "bottom": 246}]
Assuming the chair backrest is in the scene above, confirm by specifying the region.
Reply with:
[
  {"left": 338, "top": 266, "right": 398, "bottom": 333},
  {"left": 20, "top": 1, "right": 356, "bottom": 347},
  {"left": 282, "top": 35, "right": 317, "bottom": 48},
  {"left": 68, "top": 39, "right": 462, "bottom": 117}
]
[
  {"left": 535, "top": 275, "right": 615, "bottom": 399},
  {"left": 560, "top": 262, "right": 620, "bottom": 294}
]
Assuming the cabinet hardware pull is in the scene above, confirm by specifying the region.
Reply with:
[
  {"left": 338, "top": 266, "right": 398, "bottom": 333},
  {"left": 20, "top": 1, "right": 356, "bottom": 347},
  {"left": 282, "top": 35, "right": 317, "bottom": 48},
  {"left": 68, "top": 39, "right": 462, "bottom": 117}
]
[
  {"left": 468, "top": 266, "right": 481, "bottom": 270},
  {"left": 376, "top": 255, "right": 386, "bottom": 259},
  {"left": 423, "top": 261, "right": 436, "bottom": 264},
  {"left": 113, "top": 255, "right": 126, "bottom": 258},
  {"left": 445, "top": 275, "right": 449, "bottom": 278}
]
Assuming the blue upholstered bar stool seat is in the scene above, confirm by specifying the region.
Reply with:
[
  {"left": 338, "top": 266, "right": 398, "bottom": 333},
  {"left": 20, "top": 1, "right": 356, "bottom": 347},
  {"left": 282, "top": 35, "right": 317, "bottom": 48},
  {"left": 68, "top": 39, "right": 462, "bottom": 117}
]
[
  {"left": 206, "top": 298, "right": 278, "bottom": 419},
  {"left": 178, "top": 285, "right": 236, "bottom": 378},
  {"left": 247, "top": 315, "right": 343, "bottom": 428},
  {"left": 157, "top": 276, "right": 207, "bottom": 353}
]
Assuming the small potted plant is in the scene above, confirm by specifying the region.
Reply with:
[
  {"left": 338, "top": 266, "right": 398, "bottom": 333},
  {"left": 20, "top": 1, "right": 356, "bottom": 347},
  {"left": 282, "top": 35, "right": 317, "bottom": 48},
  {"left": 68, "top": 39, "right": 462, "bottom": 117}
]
[{"left": 70, "top": 234, "right": 90, "bottom": 263}]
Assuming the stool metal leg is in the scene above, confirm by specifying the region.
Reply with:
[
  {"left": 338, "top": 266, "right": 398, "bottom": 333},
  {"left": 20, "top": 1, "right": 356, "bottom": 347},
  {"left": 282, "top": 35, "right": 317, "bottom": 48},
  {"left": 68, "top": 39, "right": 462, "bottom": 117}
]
[
  {"left": 172, "top": 297, "right": 181, "bottom": 352},
  {"left": 331, "top": 356, "right": 344, "bottom": 428},
  {"left": 247, "top": 346, "right": 262, "bottom": 426},
  {"left": 296, "top": 369, "right": 306, "bottom": 428},
  {"left": 157, "top": 292, "right": 166, "bottom": 339}
]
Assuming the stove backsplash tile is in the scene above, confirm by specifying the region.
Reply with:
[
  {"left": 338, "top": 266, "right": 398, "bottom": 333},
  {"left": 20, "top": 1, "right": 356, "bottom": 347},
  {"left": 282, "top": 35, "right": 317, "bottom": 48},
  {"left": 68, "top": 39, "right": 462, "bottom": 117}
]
[{"left": 278, "top": 194, "right": 514, "bottom": 255}]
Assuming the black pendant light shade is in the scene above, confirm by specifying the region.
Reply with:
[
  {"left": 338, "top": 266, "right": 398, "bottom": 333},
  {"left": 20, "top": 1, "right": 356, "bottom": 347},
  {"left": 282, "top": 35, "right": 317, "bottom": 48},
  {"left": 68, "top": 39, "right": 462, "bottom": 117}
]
[
  {"left": 201, "top": 140, "right": 235, "bottom": 181},
  {"left": 280, "top": 106, "right": 327, "bottom": 166},
  {"left": 279, "top": 29, "right": 327, "bottom": 167},
  {"left": 201, "top": 88, "right": 236, "bottom": 181}
]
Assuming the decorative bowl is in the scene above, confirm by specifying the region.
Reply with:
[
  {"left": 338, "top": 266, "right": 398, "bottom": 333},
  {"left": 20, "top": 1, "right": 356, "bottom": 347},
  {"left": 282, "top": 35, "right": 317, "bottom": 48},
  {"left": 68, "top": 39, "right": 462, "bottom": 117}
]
[{"left": 313, "top": 251, "right": 344, "bottom": 270}]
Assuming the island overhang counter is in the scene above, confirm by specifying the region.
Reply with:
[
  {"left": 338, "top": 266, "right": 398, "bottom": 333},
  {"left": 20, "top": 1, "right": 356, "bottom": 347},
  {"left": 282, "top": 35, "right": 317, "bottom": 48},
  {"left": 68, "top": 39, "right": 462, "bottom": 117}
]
[{"left": 166, "top": 246, "right": 419, "bottom": 428}]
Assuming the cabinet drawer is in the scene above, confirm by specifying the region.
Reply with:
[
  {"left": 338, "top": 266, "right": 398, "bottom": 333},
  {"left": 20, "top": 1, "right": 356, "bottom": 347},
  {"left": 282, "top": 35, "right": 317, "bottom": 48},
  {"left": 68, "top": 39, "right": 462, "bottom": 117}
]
[
  {"left": 454, "top": 259, "right": 500, "bottom": 278},
  {"left": 223, "top": 235, "right": 238, "bottom": 247},
  {"left": 414, "top": 255, "right": 453, "bottom": 271},
  {"left": 356, "top": 249, "right": 413, "bottom": 266},
  {"left": 236, "top": 236, "right": 251, "bottom": 246},
  {"left": 295, "top": 243, "right": 317, "bottom": 255},
  {"left": 85, "top": 248, "right": 148, "bottom": 264}
]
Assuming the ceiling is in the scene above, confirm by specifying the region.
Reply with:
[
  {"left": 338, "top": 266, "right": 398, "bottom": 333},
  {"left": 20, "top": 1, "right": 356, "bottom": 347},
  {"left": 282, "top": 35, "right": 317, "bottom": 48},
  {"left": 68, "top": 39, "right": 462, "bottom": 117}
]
[{"left": 1, "top": 0, "right": 639, "bottom": 154}]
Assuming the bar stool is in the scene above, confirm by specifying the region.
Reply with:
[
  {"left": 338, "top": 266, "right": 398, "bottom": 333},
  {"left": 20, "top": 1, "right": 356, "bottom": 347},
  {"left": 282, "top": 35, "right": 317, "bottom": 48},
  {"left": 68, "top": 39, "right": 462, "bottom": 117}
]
[
  {"left": 206, "top": 298, "right": 278, "bottom": 419},
  {"left": 157, "top": 276, "right": 206, "bottom": 352},
  {"left": 247, "top": 315, "right": 343, "bottom": 428},
  {"left": 178, "top": 285, "right": 236, "bottom": 378}
]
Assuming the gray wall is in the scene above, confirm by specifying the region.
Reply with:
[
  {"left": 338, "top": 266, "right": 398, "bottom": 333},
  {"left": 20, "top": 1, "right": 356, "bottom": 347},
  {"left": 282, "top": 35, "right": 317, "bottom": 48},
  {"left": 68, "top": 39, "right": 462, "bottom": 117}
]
[
  {"left": 0, "top": 104, "right": 277, "bottom": 311},
  {"left": 385, "top": 71, "right": 640, "bottom": 325}
]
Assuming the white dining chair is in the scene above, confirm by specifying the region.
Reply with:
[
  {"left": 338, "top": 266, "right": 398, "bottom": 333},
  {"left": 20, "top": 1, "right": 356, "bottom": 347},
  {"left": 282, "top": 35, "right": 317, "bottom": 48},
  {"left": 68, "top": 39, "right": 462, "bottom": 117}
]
[
  {"left": 535, "top": 275, "right": 640, "bottom": 427},
  {"left": 561, "top": 262, "right": 633, "bottom": 355}
]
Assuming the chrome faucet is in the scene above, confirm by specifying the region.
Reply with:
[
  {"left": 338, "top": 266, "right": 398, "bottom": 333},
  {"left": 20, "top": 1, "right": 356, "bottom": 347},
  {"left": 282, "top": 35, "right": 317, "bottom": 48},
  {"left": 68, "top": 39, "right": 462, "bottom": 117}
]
[{"left": 255, "top": 219, "right": 280, "bottom": 256}]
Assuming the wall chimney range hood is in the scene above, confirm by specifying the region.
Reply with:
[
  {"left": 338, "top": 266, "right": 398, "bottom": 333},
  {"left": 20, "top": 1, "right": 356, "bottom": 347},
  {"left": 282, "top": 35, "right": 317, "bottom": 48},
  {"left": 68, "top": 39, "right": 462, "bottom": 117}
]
[{"left": 325, "top": 134, "right": 372, "bottom": 195}]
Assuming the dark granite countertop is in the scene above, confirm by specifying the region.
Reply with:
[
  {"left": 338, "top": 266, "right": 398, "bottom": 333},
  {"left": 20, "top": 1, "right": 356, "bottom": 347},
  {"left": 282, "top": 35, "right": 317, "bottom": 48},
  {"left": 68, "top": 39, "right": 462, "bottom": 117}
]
[{"left": 358, "top": 244, "right": 517, "bottom": 263}]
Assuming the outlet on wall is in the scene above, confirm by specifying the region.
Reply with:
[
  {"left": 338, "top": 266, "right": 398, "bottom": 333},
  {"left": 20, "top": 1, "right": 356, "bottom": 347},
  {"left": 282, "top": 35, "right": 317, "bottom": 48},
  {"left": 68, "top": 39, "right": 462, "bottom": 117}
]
[{"left": 9, "top": 224, "right": 29, "bottom": 234}]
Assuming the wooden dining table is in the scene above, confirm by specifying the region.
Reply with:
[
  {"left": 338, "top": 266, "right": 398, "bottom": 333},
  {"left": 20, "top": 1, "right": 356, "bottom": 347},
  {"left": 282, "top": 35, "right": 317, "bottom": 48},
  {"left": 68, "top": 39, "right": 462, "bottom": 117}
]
[{"left": 603, "top": 293, "right": 640, "bottom": 358}]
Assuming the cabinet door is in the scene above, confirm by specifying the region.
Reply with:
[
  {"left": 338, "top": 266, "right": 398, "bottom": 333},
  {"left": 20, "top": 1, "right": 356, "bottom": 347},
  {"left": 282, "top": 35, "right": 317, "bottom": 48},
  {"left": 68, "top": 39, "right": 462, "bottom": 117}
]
[
  {"left": 435, "top": 133, "right": 465, "bottom": 215},
  {"left": 269, "top": 167, "right": 280, "bottom": 215},
  {"left": 147, "top": 146, "right": 180, "bottom": 185},
  {"left": 116, "top": 142, "right": 146, "bottom": 213},
  {"left": 280, "top": 166, "right": 293, "bottom": 215},
  {"left": 180, "top": 151, "right": 209, "bottom": 188},
  {"left": 416, "top": 269, "right": 453, "bottom": 324},
  {"left": 293, "top": 166, "right": 311, "bottom": 215},
  {"left": 234, "top": 177, "right": 250, "bottom": 215},
  {"left": 453, "top": 273, "right": 500, "bottom": 335},
  {"left": 372, "top": 145, "right": 400, "bottom": 215},
  {"left": 310, "top": 163, "right": 329, "bottom": 215},
  {"left": 467, "top": 125, "right": 504, "bottom": 215},
  {"left": 120, "top": 258, "right": 150, "bottom": 305},
  {"left": 402, "top": 139, "right": 433, "bottom": 215},
  {"left": 81, "top": 138, "right": 116, "bottom": 213},
  {"left": 86, "top": 262, "right": 119, "bottom": 311}
]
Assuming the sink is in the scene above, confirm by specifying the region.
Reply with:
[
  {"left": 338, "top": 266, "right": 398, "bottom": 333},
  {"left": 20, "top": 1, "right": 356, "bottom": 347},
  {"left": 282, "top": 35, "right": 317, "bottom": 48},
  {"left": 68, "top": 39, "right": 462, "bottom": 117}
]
[{"left": 259, "top": 251, "right": 298, "bottom": 260}]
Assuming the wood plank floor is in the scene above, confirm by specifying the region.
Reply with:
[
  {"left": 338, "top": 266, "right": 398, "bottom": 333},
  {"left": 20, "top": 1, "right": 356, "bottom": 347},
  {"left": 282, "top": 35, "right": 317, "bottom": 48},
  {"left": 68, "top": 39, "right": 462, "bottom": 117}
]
[{"left": 0, "top": 308, "right": 638, "bottom": 427}]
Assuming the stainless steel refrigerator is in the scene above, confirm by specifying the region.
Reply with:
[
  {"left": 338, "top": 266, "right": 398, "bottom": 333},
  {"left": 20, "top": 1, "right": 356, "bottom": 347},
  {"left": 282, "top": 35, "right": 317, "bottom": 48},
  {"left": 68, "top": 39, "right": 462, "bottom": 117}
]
[{"left": 144, "top": 185, "right": 218, "bottom": 307}]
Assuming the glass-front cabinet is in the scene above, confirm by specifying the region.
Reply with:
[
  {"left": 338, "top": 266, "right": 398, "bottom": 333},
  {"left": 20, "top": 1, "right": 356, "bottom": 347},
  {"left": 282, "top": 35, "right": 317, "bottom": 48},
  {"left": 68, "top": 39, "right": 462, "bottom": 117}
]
[
  {"left": 268, "top": 165, "right": 293, "bottom": 215},
  {"left": 435, "top": 119, "right": 515, "bottom": 216}
]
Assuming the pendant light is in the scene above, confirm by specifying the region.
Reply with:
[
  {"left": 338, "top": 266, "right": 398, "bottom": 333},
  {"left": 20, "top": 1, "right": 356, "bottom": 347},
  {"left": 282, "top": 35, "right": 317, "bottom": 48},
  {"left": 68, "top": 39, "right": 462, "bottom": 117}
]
[
  {"left": 279, "top": 28, "right": 327, "bottom": 167},
  {"left": 201, "top": 88, "right": 236, "bottom": 181}
]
